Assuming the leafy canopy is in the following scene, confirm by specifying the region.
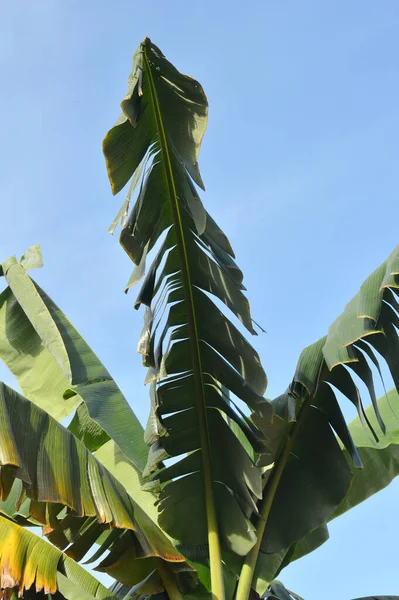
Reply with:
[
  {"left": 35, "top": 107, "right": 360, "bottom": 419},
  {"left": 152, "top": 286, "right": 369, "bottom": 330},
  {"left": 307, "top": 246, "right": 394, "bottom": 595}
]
[{"left": 0, "top": 37, "right": 398, "bottom": 600}]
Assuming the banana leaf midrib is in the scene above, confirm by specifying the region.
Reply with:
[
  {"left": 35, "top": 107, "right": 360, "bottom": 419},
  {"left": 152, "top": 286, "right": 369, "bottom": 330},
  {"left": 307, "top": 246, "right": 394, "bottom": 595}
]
[{"left": 142, "top": 39, "right": 225, "bottom": 597}]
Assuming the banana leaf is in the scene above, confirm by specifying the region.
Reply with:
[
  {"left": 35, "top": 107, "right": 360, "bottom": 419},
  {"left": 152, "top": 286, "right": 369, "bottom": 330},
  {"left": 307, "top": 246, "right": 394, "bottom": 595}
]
[
  {"left": 0, "top": 249, "right": 147, "bottom": 470},
  {"left": 0, "top": 381, "right": 184, "bottom": 566},
  {"left": 0, "top": 514, "right": 116, "bottom": 600},
  {"left": 103, "top": 38, "right": 271, "bottom": 567},
  {"left": 248, "top": 248, "right": 399, "bottom": 597}
]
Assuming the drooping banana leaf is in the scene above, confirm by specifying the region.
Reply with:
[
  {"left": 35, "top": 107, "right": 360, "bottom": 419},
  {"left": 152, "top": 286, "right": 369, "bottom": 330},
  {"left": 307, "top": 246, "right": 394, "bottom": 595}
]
[
  {"left": 103, "top": 38, "right": 271, "bottom": 598},
  {"left": 0, "top": 514, "right": 116, "bottom": 600},
  {"left": 0, "top": 380, "right": 202, "bottom": 596},
  {"left": 0, "top": 251, "right": 201, "bottom": 595},
  {"left": 332, "top": 387, "right": 399, "bottom": 518},
  {"left": 262, "top": 250, "right": 399, "bottom": 551},
  {"left": 240, "top": 247, "right": 399, "bottom": 599},
  {"left": 0, "top": 250, "right": 147, "bottom": 470},
  {"left": 276, "top": 388, "right": 399, "bottom": 575},
  {"left": 95, "top": 438, "right": 157, "bottom": 524},
  {"left": 0, "top": 381, "right": 185, "bottom": 568},
  {"left": 0, "top": 478, "right": 36, "bottom": 526},
  {"left": 253, "top": 387, "right": 399, "bottom": 594}
]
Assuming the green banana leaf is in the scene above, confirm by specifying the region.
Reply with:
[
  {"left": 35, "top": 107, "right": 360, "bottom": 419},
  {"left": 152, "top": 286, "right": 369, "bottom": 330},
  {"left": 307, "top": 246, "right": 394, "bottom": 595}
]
[
  {"left": 0, "top": 250, "right": 205, "bottom": 597},
  {"left": 0, "top": 378, "right": 205, "bottom": 596},
  {"left": 249, "top": 247, "right": 399, "bottom": 595},
  {"left": 333, "top": 387, "right": 399, "bottom": 517},
  {"left": 0, "top": 249, "right": 147, "bottom": 470},
  {"left": 253, "top": 385, "right": 399, "bottom": 593},
  {"left": 103, "top": 37, "right": 271, "bottom": 564}
]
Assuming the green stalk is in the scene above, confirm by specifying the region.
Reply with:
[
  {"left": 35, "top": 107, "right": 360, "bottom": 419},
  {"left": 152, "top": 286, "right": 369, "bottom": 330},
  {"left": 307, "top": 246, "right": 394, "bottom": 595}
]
[
  {"left": 157, "top": 560, "right": 184, "bottom": 600},
  {"left": 142, "top": 40, "right": 226, "bottom": 600},
  {"left": 236, "top": 400, "right": 312, "bottom": 600}
]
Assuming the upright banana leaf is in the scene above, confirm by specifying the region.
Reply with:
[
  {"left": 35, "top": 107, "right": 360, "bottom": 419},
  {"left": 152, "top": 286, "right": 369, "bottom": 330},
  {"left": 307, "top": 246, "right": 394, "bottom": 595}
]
[
  {"left": 240, "top": 246, "right": 399, "bottom": 599},
  {"left": 103, "top": 37, "right": 271, "bottom": 597},
  {"left": 0, "top": 249, "right": 147, "bottom": 470}
]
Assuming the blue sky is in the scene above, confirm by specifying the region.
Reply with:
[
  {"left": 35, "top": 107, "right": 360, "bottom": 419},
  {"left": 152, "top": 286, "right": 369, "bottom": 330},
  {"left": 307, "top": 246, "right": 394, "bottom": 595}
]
[{"left": 1, "top": 1, "right": 399, "bottom": 598}]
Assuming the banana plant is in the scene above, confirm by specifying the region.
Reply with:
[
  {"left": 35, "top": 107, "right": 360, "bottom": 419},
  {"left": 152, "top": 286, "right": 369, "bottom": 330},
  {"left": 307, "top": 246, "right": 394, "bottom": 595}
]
[{"left": 1, "top": 37, "right": 399, "bottom": 600}]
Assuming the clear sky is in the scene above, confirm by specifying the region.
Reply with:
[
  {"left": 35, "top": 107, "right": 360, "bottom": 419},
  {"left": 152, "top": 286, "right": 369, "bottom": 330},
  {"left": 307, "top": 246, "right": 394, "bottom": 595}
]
[{"left": 1, "top": 2, "right": 399, "bottom": 599}]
